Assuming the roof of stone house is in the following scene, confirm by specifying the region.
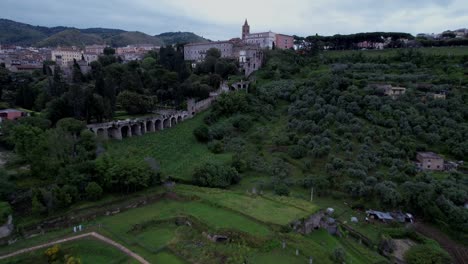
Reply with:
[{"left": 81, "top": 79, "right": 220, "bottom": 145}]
[
  {"left": 366, "top": 210, "right": 394, "bottom": 220},
  {"left": 245, "top": 31, "right": 276, "bottom": 37},
  {"left": 0, "top": 108, "right": 24, "bottom": 113},
  {"left": 417, "top": 152, "right": 443, "bottom": 159},
  {"left": 276, "top": 33, "right": 294, "bottom": 37},
  {"left": 185, "top": 41, "right": 232, "bottom": 47}
]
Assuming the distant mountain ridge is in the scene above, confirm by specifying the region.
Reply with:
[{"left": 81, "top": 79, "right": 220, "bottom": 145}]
[{"left": 0, "top": 19, "right": 209, "bottom": 47}]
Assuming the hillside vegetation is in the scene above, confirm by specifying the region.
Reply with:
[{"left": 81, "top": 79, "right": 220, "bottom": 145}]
[{"left": 0, "top": 19, "right": 208, "bottom": 47}]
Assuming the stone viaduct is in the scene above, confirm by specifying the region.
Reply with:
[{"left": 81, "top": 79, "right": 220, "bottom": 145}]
[
  {"left": 87, "top": 110, "right": 189, "bottom": 140},
  {"left": 87, "top": 82, "right": 230, "bottom": 140}
]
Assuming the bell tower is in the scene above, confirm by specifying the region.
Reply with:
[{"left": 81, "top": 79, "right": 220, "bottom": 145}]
[{"left": 242, "top": 19, "right": 250, "bottom": 40}]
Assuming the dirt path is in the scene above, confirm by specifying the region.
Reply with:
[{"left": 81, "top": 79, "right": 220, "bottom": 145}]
[
  {"left": 0, "top": 232, "right": 150, "bottom": 264},
  {"left": 413, "top": 223, "right": 468, "bottom": 264}
]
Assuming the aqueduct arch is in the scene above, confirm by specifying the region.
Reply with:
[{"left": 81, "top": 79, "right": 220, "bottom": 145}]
[
  {"left": 163, "top": 118, "right": 170, "bottom": 129},
  {"left": 155, "top": 119, "right": 162, "bottom": 131},
  {"left": 87, "top": 110, "right": 191, "bottom": 141},
  {"left": 121, "top": 126, "right": 131, "bottom": 138},
  {"left": 146, "top": 120, "right": 154, "bottom": 132}
]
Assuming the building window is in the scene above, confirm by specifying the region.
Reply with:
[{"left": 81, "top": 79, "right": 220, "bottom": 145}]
[{"left": 427, "top": 165, "right": 431, "bottom": 168}]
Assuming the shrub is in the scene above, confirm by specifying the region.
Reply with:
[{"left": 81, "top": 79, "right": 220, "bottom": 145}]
[
  {"left": 208, "top": 140, "right": 224, "bottom": 154},
  {"left": 231, "top": 115, "right": 252, "bottom": 132},
  {"left": 208, "top": 123, "right": 232, "bottom": 140},
  {"left": 274, "top": 183, "right": 290, "bottom": 196},
  {"left": 231, "top": 154, "right": 248, "bottom": 173},
  {"left": 288, "top": 145, "right": 307, "bottom": 159},
  {"left": 85, "top": 182, "right": 103, "bottom": 201},
  {"left": 193, "top": 125, "right": 210, "bottom": 142},
  {"left": 331, "top": 247, "right": 346, "bottom": 263},
  {"left": 193, "top": 163, "right": 240, "bottom": 188}
]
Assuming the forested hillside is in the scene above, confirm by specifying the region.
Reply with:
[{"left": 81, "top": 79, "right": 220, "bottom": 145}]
[
  {"left": 192, "top": 48, "right": 468, "bottom": 242},
  {"left": 0, "top": 19, "right": 208, "bottom": 46}
]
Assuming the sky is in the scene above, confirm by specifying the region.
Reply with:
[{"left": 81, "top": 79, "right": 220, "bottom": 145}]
[{"left": 1, "top": 0, "right": 467, "bottom": 40}]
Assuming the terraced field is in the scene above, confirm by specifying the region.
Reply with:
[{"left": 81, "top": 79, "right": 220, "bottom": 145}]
[
  {"left": 0, "top": 186, "right": 387, "bottom": 264},
  {"left": 104, "top": 111, "right": 232, "bottom": 181}
]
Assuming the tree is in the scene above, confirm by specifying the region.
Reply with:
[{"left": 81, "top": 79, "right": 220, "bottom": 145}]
[
  {"left": 85, "top": 182, "right": 103, "bottom": 201},
  {"left": 193, "top": 163, "right": 240, "bottom": 188},
  {"left": 274, "top": 183, "right": 290, "bottom": 196},
  {"left": 117, "top": 91, "right": 155, "bottom": 115},
  {"left": 10, "top": 124, "right": 44, "bottom": 162},
  {"left": 193, "top": 125, "right": 210, "bottom": 142},
  {"left": 103, "top": 47, "right": 116, "bottom": 55},
  {"left": 206, "top": 48, "right": 221, "bottom": 59},
  {"left": 96, "top": 156, "right": 154, "bottom": 193},
  {"left": 56, "top": 118, "right": 85, "bottom": 137},
  {"left": 31, "top": 194, "right": 46, "bottom": 215},
  {"left": 212, "top": 92, "right": 249, "bottom": 117}
]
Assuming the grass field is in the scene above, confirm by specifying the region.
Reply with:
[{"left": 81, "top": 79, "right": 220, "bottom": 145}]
[
  {"left": 105, "top": 111, "right": 232, "bottom": 181},
  {"left": 96, "top": 199, "right": 272, "bottom": 238},
  {"left": 324, "top": 46, "right": 468, "bottom": 58},
  {"left": 175, "top": 185, "right": 319, "bottom": 225},
  {"left": 0, "top": 237, "right": 138, "bottom": 264}
]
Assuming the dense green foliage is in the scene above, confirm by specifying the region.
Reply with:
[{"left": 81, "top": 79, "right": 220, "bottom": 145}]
[
  {"left": 404, "top": 244, "right": 451, "bottom": 264},
  {"left": 195, "top": 48, "right": 468, "bottom": 240},
  {"left": 192, "top": 163, "right": 240, "bottom": 188},
  {"left": 295, "top": 32, "right": 414, "bottom": 52}
]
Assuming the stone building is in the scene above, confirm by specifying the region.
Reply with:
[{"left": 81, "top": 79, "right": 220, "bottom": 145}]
[
  {"left": 244, "top": 31, "right": 277, "bottom": 49},
  {"left": 85, "top": 44, "right": 107, "bottom": 54},
  {"left": 184, "top": 41, "right": 234, "bottom": 61},
  {"left": 275, "top": 34, "right": 294, "bottom": 49},
  {"left": 52, "top": 47, "right": 83, "bottom": 67},
  {"left": 416, "top": 152, "right": 444, "bottom": 171}
]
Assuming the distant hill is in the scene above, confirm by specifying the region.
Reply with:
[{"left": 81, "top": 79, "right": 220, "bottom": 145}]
[
  {"left": 0, "top": 19, "right": 209, "bottom": 47},
  {"left": 36, "top": 29, "right": 104, "bottom": 47},
  {"left": 156, "top": 32, "right": 209, "bottom": 45}
]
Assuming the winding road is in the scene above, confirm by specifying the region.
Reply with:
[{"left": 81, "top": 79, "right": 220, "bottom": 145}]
[{"left": 0, "top": 232, "right": 150, "bottom": 264}]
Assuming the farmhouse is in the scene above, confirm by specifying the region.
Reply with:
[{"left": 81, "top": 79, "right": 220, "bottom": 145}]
[
  {"left": 382, "top": 85, "right": 406, "bottom": 99},
  {"left": 0, "top": 109, "right": 28, "bottom": 122},
  {"left": 366, "top": 210, "right": 414, "bottom": 223},
  {"left": 416, "top": 152, "right": 444, "bottom": 171}
]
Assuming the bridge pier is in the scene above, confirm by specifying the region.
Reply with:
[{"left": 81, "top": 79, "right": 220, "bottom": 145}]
[{"left": 108, "top": 127, "right": 122, "bottom": 140}]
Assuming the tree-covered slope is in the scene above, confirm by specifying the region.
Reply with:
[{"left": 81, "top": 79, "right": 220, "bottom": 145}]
[
  {"left": 156, "top": 31, "right": 210, "bottom": 45},
  {"left": 36, "top": 29, "right": 105, "bottom": 47},
  {"left": 0, "top": 18, "right": 208, "bottom": 47}
]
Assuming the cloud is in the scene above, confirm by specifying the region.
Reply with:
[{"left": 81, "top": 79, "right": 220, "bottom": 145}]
[{"left": 0, "top": 0, "right": 466, "bottom": 39}]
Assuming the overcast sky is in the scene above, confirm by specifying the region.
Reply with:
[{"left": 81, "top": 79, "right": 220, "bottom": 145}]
[{"left": 1, "top": 0, "right": 467, "bottom": 40}]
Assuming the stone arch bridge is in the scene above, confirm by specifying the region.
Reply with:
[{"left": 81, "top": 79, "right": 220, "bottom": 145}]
[{"left": 87, "top": 110, "right": 189, "bottom": 140}]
